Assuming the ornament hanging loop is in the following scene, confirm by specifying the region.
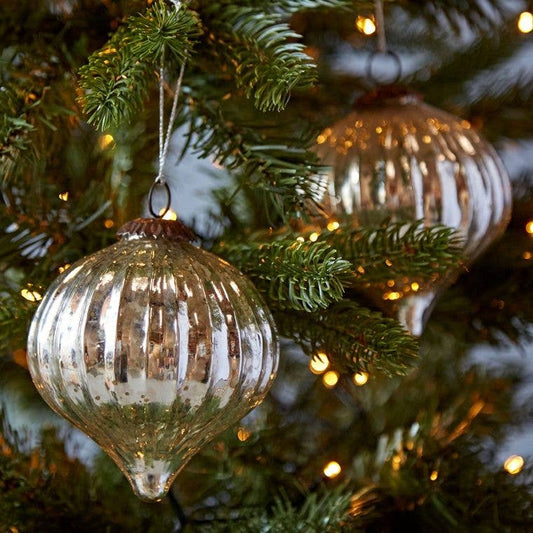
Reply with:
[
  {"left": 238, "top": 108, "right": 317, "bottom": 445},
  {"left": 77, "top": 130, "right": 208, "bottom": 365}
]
[
  {"left": 149, "top": 179, "right": 172, "bottom": 218},
  {"left": 365, "top": 49, "right": 402, "bottom": 85},
  {"left": 366, "top": 0, "right": 402, "bottom": 86}
]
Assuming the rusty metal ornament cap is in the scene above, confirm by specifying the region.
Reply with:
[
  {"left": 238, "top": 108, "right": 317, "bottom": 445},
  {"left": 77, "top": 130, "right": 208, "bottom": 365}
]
[{"left": 117, "top": 217, "right": 197, "bottom": 243}]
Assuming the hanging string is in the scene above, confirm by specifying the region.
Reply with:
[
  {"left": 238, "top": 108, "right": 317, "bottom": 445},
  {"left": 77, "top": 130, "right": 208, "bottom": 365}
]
[
  {"left": 366, "top": 0, "right": 402, "bottom": 85},
  {"left": 150, "top": 3, "right": 186, "bottom": 217},
  {"left": 375, "top": 0, "right": 387, "bottom": 53}
]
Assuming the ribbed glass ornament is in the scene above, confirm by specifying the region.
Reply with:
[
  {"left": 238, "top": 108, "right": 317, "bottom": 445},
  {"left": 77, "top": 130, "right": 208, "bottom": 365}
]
[
  {"left": 315, "top": 89, "right": 512, "bottom": 335},
  {"left": 27, "top": 218, "right": 279, "bottom": 501}
]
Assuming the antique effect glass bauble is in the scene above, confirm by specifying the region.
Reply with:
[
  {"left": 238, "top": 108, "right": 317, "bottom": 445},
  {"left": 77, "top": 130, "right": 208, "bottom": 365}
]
[
  {"left": 315, "top": 89, "right": 512, "bottom": 335},
  {"left": 27, "top": 218, "right": 279, "bottom": 501}
]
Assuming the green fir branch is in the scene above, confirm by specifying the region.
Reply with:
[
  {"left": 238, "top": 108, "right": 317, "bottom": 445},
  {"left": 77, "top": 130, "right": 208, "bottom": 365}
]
[
  {"left": 185, "top": 90, "right": 325, "bottom": 219},
  {"left": 276, "top": 300, "right": 418, "bottom": 376},
  {"left": 203, "top": 4, "right": 316, "bottom": 112},
  {"left": 320, "top": 221, "right": 464, "bottom": 284},
  {"left": 128, "top": 1, "right": 201, "bottom": 63},
  {"left": 216, "top": 239, "right": 351, "bottom": 312},
  {"left": 78, "top": 1, "right": 200, "bottom": 131}
]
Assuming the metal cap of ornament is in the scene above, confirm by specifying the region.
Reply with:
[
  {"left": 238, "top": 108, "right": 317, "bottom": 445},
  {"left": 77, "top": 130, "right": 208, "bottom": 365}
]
[
  {"left": 315, "top": 87, "right": 512, "bottom": 336},
  {"left": 27, "top": 217, "right": 279, "bottom": 501}
]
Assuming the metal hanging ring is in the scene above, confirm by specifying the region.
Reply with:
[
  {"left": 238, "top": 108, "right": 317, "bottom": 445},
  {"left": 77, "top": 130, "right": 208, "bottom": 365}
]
[
  {"left": 148, "top": 179, "right": 172, "bottom": 218},
  {"left": 365, "top": 50, "right": 402, "bottom": 86}
]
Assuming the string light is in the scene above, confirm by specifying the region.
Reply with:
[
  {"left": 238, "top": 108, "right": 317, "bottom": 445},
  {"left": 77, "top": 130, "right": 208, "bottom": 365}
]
[
  {"left": 523, "top": 251, "right": 532, "bottom": 260},
  {"left": 309, "top": 232, "right": 320, "bottom": 242},
  {"left": 327, "top": 220, "right": 340, "bottom": 231},
  {"left": 504, "top": 455, "right": 524, "bottom": 475},
  {"left": 411, "top": 282, "right": 420, "bottom": 292},
  {"left": 383, "top": 291, "right": 401, "bottom": 301},
  {"left": 296, "top": 236, "right": 305, "bottom": 243},
  {"left": 525, "top": 220, "right": 533, "bottom": 234},
  {"left": 309, "top": 352, "right": 330, "bottom": 374},
  {"left": 430, "top": 470, "right": 439, "bottom": 481},
  {"left": 356, "top": 15, "right": 376, "bottom": 35},
  {"left": 322, "top": 370, "right": 339, "bottom": 389},
  {"left": 353, "top": 372, "right": 369, "bottom": 386},
  {"left": 98, "top": 134, "right": 115, "bottom": 150},
  {"left": 518, "top": 11, "right": 533, "bottom": 33},
  {"left": 237, "top": 427, "right": 251, "bottom": 442},
  {"left": 58, "top": 192, "right": 69, "bottom": 201},
  {"left": 159, "top": 207, "right": 178, "bottom": 221},
  {"left": 58, "top": 264, "right": 71, "bottom": 274},
  {"left": 104, "top": 219, "right": 115, "bottom": 229},
  {"left": 323, "top": 460, "right": 342, "bottom": 478},
  {"left": 20, "top": 288, "right": 42, "bottom": 302}
]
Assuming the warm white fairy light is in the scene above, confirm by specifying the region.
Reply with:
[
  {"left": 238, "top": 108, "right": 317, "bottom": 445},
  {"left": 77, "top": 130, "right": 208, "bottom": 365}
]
[
  {"left": 21, "top": 288, "right": 42, "bottom": 302},
  {"left": 323, "top": 460, "right": 342, "bottom": 478},
  {"left": 356, "top": 15, "right": 376, "bottom": 35},
  {"left": 518, "top": 11, "right": 533, "bottom": 33},
  {"left": 159, "top": 207, "right": 178, "bottom": 221},
  {"left": 504, "top": 455, "right": 524, "bottom": 475},
  {"left": 322, "top": 370, "right": 339, "bottom": 389},
  {"left": 309, "top": 352, "right": 330, "bottom": 374},
  {"left": 353, "top": 372, "right": 369, "bottom": 386}
]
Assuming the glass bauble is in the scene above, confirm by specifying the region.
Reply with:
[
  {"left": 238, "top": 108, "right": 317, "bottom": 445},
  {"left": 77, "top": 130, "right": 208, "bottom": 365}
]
[
  {"left": 315, "top": 88, "right": 512, "bottom": 335},
  {"left": 27, "top": 218, "right": 279, "bottom": 501}
]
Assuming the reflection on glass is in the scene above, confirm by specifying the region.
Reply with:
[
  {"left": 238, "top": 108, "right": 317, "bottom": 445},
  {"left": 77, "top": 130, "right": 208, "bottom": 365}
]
[
  {"left": 316, "top": 93, "right": 512, "bottom": 335},
  {"left": 27, "top": 220, "right": 279, "bottom": 501}
]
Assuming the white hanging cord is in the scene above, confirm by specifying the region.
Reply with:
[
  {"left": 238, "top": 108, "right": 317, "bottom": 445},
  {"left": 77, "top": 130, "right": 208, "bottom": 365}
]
[
  {"left": 375, "top": 0, "right": 387, "bottom": 53},
  {"left": 150, "top": 0, "right": 187, "bottom": 217}
]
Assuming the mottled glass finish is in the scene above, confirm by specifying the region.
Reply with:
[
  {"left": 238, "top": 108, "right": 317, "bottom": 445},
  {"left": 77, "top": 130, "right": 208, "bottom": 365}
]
[
  {"left": 316, "top": 93, "right": 511, "bottom": 335},
  {"left": 27, "top": 221, "right": 279, "bottom": 501}
]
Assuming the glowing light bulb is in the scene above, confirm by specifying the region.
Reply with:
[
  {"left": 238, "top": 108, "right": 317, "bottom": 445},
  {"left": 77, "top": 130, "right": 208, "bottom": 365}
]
[
  {"left": 525, "top": 220, "right": 533, "bottom": 234},
  {"left": 518, "top": 11, "right": 533, "bottom": 33},
  {"left": 20, "top": 288, "right": 42, "bottom": 302},
  {"left": 58, "top": 264, "right": 71, "bottom": 274},
  {"left": 98, "top": 134, "right": 115, "bottom": 150},
  {"left": 296, "top": 236, "right": 305, "bottom": 243},
  {"left": 104, "top": 219, "right": 115, "bottom": 229},
  {"left": 327, "top": 220, "right": 340, "bottom": 231},
  {"left": 430, "top": 470, "right": 438, "bottom": 481},
  {"left": 322, "top": 370, "right": 339, "bottom": 389},
  {"left": 411, "top": 282, "right": 420, "bottom": 292},
  {"left": 309, "top": 352, "right": 329, "bottom": 374},
  {"left": 356, "top": 15, "right": 376, "bottom": 35},
  {"left": 353, "top": 372, "right": 369, "bottom": 386},
  {"left": 383, "top": 291, "right": 402, "bottom": 301},
  {"left": 159, "top": 208, "right": 178, "bottom": 221},
  {"left": 237, "top": 427, "right": 251, "bottom": 442},
  {"left": 58, "top": 192, "right": 69, "bottom": 202},
  {"left": 323, "top": 461, "right": 342, "bottom": 478},
  {"left": 504, "top": 455, "right": 524, "bottom": 475},
  {"left": 309, "top": 232, "right": 320, "bottom": 242}
]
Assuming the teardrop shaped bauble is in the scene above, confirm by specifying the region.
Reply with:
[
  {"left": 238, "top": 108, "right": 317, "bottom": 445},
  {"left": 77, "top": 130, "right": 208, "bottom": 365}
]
[
  {"left": 315, "top": 88, "right": 512, "bottom": 335},
  {"left": 27, "top": 218, "right": 279, "bottom": 501}
]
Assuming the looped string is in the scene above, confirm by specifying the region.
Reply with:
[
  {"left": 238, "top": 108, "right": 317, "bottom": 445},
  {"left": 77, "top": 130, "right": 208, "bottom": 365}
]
[
  {"left": 150, "top": 0, "right": 186, "bottom": 218},
  {"left": 365, "top": 0, "right": 402, "bottom": 86}
]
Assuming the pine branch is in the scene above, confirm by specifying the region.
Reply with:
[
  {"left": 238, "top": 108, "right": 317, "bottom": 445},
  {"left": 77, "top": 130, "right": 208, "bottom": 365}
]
[
  {"left": 275, "top": 300, "right": 418, "bottom": 376},
  {"left": 319, "top": 221, "right": 464, "bottom": 285},
  {"left": 216, "top": 239, "right": 351, "bottom": 312},
  {"left": 0, "top": 86, "right": 33, "bottom": 161},
  {"left": 185, "top": 90, "right": 325, "bottom": 219},
  {"left": 78, "top": 1, "right": 201, "bottom": 131},
  {"left": 202, "top": 3, "right": 316, "bottom": 112}
]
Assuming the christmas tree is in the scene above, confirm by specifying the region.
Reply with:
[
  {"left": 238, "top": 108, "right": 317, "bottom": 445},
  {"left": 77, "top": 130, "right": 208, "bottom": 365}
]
[{"left": 1, "top": 1, "right": 532, "bottom": 531}]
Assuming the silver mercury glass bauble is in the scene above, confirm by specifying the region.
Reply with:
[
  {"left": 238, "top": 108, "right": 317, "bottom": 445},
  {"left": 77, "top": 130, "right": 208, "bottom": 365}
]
[
  {"left": 315, "top": 88, "right": 512, "bottom": 336},
  {"left": 27, "top": 218, "right": 279, "bottom": 501}
]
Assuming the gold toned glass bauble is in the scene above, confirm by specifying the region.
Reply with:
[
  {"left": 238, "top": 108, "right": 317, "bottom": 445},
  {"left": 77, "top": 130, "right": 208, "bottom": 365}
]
[
  {"left": 315, "top": 88, "right": 512, "bottom": 335},
  {"left": 27, "top": 218, "right": 279, "bottom": 501}
]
